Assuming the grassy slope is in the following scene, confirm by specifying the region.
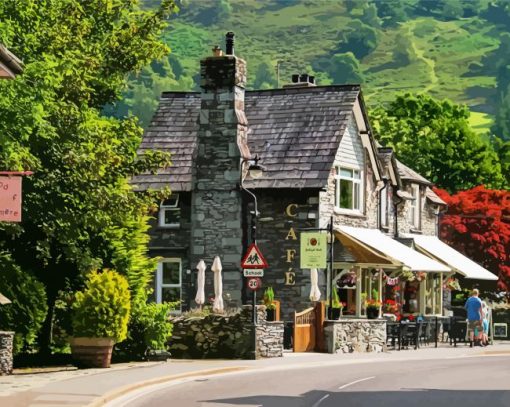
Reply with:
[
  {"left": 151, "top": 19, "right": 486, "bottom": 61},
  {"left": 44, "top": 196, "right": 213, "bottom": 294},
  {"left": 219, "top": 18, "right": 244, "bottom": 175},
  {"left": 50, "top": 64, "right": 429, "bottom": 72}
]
[{"left": 162, "top": 0, "right": 502, "bottom": 132}]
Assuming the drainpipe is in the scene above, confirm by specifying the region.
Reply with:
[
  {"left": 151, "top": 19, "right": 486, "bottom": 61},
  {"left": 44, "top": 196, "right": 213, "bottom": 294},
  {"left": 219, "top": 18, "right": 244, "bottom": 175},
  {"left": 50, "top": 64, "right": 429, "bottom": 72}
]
[
  {"left": 378, "top": 177, "right": 389, "bottom": 231},
  {"left": 393, "top": 186, "right": 404, "bottom": 238}
]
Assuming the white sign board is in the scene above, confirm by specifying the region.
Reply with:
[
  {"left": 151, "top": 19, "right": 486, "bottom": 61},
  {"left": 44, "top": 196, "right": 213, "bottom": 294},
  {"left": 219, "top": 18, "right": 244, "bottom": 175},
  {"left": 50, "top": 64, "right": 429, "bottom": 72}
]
[{"left": 243, "top": 269, "right": 264, "bottom": 277}]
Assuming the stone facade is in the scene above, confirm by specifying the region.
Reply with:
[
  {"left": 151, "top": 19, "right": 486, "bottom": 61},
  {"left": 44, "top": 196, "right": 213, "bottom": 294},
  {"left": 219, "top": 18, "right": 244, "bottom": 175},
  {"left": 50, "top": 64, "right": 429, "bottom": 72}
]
[
  {"left": 324, "top": 320, "right": 386, "bottom": 353},
  {"left": 169, "top": 306, "right": 283, "bottom": 359},
  {"left": 0, "top": 331, "right": 14, "bottom": 375},
  {"left": 256, "top": 190, "right": 320, "bottom": 321},
  {"left": 190, "top": 55, "right": 249, "bottom": 305}
]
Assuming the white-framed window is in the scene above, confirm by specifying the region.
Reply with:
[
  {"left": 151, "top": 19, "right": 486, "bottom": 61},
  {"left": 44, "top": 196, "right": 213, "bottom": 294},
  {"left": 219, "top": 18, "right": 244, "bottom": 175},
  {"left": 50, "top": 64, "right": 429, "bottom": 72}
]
[
  {"left": 335, "top": 166, "right": 363, "bottom": 212},
  {"left": 159, "top": 194, "right": 180, "bottom": 228},
  {"left": 409, "top": 184, "right": 421, "bottom": 229},
  {"left": 156, "top": 258, "right": 182, "bottom": 313},
  {"left": 381, "top": 186, "right": 389, "bottom": 228}
]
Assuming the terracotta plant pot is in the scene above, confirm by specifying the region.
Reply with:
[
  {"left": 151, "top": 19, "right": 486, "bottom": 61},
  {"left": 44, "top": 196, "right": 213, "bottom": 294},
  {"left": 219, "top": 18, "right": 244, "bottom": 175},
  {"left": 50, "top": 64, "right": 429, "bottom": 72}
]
[{"left": 70, "top": 337, "right": 115, "bottom": 368}]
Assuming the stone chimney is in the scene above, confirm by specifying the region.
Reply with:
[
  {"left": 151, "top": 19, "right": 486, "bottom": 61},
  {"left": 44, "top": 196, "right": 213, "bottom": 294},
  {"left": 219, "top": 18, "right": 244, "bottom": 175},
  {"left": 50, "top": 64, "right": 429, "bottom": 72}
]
[{"left": 190, "top": 32, "right": 249, "bottom": 305}]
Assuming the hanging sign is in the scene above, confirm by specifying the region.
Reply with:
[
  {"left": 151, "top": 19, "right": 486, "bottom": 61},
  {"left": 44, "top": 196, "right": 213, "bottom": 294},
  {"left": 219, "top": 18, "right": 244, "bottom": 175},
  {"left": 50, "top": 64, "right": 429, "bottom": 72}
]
[
  {"left": 386, "top": 276, "right": 399, "bottom": 286},
  {"left": 300, "top": 232, "right": 327, "bottom": 269},
  {"left": 0, "top": 176, "right": 22, "bottom": 222},
  {"left": 241, "top": 243, "right": 268, "bottom": 269}
]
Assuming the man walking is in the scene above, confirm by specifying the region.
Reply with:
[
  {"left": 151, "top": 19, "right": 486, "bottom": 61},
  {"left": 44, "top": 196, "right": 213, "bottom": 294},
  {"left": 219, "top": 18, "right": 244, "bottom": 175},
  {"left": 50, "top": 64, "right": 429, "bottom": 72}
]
[{"left": 464, "top": 289, "right": 483, "bottom": 347}]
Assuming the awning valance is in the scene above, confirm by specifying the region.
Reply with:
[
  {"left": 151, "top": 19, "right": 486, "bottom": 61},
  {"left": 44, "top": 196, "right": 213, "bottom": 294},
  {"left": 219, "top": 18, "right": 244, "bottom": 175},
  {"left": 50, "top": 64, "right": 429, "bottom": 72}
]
[
  {"left": 404, "top": 234, "right": 498, "bottom": 281},
  {"left": 336, "top": 226, "right": 451, "bottom": 272}
]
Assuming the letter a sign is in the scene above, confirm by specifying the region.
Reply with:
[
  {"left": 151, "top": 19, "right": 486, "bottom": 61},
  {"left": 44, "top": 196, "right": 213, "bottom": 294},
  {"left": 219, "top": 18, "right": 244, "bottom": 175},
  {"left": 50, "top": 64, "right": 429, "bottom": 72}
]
[{"left": 241, "top": 243, "right": 269, "bottom": 269}]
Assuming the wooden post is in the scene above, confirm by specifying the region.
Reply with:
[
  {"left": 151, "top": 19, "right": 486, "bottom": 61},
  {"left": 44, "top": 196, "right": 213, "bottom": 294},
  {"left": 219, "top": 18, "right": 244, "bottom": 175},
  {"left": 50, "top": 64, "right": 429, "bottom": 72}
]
[{"left": 314, "top": 301, "right": 326, "bottom": 352}]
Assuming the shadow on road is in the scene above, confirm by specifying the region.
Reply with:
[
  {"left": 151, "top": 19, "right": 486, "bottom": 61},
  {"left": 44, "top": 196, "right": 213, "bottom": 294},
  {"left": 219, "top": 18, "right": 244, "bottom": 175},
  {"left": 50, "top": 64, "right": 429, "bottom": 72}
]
[{"left": 204, "top": 389, "right": 510, "bottom": 407}]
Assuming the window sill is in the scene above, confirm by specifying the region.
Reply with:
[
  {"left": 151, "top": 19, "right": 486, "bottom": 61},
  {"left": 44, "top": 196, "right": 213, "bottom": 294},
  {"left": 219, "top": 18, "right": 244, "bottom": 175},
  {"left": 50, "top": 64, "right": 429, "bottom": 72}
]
[
  {"left": 409, "top": 228, "right": 422, "bottom": 234},
  {"left": 158, "top": 225, "right": 181, "bottom": 229},
  {"left": 334, "top": 207, "right": 365, "bottom": 218},
  {"left": 380, "top": 225, "right": 390, "bottom": 232}
]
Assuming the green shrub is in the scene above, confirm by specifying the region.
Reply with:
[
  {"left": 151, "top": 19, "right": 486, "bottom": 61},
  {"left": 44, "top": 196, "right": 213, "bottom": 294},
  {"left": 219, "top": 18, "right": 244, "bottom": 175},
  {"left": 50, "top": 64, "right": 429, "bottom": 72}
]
[
  {"left": 331, "top": 287, "right": 342, "bottom": 309},
  {"left": 0, "top": 253, "right": 47, "bottom": 354},
  {"left": 263, "top": 287, "right": 276, "bottom": 310},
  {"left": 115, "top": 302, "right": 173, "bottom": 360},
  {"left": 72, "top": 270, "right": 131, "bottom": 343}
]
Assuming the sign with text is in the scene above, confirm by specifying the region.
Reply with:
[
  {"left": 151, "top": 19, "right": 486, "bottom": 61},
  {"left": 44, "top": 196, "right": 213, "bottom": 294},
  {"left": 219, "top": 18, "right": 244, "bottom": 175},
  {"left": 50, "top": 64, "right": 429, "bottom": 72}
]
[
  {"left": 241, "top": 243, "right": 268, "bottom": 269},
  {"left": 243, "top": 269, "right": 264, "bottom": 277},
  {"left": 0, "top": 176, "right": 22, "bottom": 222},
  {"left": 246, "top": 277, "right": 262, "bottom": 291},
  {"left": 300, "top": 232, "right": 327, "bottom": 269}
]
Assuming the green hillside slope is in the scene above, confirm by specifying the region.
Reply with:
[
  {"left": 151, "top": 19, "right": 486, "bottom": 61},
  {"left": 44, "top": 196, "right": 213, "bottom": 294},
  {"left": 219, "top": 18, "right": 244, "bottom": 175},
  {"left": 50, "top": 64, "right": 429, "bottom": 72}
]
[{"left": 125, "top": 0, "right": 509, "bottom": 134}]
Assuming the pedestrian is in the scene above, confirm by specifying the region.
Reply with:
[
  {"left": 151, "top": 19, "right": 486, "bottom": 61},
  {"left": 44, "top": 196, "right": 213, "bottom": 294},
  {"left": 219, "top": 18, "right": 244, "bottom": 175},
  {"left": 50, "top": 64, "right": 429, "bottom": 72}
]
[
  {"left": 481, "top": 300, "right": 490, "bottom": 346},
  {"left": 464, "top": 288, "right": 483, "bottom": 347}
]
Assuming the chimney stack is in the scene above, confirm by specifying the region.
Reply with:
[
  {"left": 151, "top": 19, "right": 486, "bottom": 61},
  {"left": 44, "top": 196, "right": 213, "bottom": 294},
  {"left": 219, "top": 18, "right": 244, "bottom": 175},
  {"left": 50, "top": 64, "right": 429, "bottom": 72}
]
[
  {"left": 191, "top": 32, "right": 248, "bottom": 305},
  {"left": 225, "top": 32, "right": 235, "bottom": 55},
  {"left": 283, "top": 73, "right": 317, "bottom": 88}
]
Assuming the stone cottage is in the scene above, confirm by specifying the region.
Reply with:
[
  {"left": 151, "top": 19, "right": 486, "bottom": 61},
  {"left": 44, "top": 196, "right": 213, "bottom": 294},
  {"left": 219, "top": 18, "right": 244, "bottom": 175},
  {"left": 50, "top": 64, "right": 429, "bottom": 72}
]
[{"left": 131, "top": 33, "right": 497, "bottom": 322}]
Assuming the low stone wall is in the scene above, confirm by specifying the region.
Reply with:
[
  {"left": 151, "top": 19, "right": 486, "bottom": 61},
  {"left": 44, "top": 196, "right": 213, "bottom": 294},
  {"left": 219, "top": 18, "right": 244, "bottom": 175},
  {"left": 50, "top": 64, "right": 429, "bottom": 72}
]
[
  {"left": 0, "top": 331, "right": 14, "bottom": 375},
  {"left": 324, "top": 319, "right": 386, "bottom": 353},
  {"left": 257, "top": 321, "right": 284, "bottom": 358},
  {"left": 169, "top": 306, "right": 283, "bottom": 359}
]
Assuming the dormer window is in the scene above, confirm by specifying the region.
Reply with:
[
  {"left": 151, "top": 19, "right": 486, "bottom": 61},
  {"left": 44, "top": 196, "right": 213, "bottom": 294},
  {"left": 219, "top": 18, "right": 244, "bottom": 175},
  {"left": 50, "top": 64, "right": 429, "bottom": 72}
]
[
  {"left": 409, "top": 184, "right": 421, "bottom": 230},
  {"left": 335, "top": 167, "right": 363, "bottom": 212},
  {"left": 159, "top": 194, "right": 180, "bottom": 228}
]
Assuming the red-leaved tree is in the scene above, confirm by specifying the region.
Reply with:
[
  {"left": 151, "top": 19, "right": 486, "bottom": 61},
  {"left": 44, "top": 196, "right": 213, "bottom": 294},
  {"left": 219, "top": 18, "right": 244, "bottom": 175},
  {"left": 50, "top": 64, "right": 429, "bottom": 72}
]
[{"left": 435, "top": 186, "right": 510, "bottom": 291}]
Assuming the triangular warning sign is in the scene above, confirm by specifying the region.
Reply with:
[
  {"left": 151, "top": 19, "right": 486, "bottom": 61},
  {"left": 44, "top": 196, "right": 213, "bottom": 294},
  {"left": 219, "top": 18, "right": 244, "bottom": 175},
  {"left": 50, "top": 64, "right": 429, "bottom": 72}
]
[{"left": 241, "top": 243, "right": 269, "bottom": 269}]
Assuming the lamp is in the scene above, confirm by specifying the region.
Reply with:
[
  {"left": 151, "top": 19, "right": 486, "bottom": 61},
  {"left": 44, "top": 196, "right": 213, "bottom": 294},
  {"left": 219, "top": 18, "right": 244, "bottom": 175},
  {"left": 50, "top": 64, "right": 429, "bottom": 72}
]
[{"left": 246, "top": 155, "right": 265, "bottom": 179}]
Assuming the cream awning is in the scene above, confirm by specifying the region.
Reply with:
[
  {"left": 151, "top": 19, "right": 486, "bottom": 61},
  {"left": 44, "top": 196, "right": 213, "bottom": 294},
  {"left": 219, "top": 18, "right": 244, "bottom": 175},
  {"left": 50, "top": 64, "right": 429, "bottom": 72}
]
[
  {"left": 404, "top": 234, "right": 498, "bottom": 281},
  {"left": 336, "top": 226, "right": 451, "bottom": 272}
]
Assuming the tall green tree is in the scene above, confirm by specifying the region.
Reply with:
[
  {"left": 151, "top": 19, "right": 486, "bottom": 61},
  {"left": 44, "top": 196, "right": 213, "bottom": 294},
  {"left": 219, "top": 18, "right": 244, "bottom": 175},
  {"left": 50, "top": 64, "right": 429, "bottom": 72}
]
[
  {"left": 370, "top": 94, "right": 506, "bottom": 192},
  {"left": 0, "top": 0, "right": 175, "bottom": 352},
  {"left": 253, "top": 60, "right": 277, "bottom": 90},
  {"left": 337, "top": 20, "right": 378, "bottom": 60}
]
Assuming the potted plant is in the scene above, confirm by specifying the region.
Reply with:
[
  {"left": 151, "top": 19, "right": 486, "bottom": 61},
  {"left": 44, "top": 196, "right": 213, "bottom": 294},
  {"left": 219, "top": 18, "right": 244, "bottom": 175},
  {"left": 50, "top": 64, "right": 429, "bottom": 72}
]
[
  {"left": 70, "top": 270, "right": 131, "bottom": 368},
  {"left": 263, "top": 287, "right": 276, "bottom": 321},
  {"left": 328, "top": 288, "right": 344, "bottom": 320},
  {"left": 365, "top": 299, "right": 382, "bottom": 319}
]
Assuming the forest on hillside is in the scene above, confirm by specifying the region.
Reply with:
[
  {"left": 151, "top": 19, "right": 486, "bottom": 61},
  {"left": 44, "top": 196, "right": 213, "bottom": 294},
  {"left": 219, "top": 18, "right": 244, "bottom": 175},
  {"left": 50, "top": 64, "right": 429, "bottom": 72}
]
[{"left": 108, "top": 0, "right": 510, "bottom": 144}]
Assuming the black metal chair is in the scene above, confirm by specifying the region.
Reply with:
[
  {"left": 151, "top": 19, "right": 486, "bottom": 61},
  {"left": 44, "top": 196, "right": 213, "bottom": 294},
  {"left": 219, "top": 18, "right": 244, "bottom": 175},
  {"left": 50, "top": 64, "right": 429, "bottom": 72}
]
[
  {"left": 386, "top": 322, "right": 400, "bottom": 349},
  {"left": 448, "top": 317, "right": 468, "bottom": 347}
]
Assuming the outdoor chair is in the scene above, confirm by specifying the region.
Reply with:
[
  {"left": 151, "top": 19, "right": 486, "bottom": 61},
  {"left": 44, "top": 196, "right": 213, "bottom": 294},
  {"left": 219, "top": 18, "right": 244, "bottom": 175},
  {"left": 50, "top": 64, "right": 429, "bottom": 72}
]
[
  {"left": 400, "top": 322, "right": 422, "bottom": 350},
  {"left": 386, "top": 322, "right": 400, "bottom": 349},
  {"left": 448, "top": 316, "right": 468, "bottom": 347}
]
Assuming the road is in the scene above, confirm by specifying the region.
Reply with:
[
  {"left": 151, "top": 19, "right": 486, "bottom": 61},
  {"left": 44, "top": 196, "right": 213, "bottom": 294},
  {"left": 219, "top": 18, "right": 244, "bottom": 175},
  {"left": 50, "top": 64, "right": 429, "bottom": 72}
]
[{"left": 112, "top": 354, "right": 510, "bottom": 407}]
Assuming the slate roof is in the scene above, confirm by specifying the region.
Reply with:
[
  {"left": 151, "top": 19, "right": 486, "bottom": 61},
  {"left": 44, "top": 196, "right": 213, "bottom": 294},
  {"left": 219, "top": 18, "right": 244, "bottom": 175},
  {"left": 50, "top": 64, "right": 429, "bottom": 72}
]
[
  {"left": 131, "top": 85, "right": 360, "bottom": 191},
  {"left": 396, "top": 159, "right": 432, "bottom": 186},
  {"left": 426, "top": 188, "right": 447, "bottom": 206},
  {"left": 0, "top": 44, "right": 23, "bottom": 77}
]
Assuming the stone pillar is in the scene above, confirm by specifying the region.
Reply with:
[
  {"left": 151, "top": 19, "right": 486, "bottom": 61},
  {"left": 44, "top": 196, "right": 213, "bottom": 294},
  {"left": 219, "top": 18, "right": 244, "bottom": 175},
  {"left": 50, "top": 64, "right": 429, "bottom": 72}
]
[
  {"left": 0, "top": 331, "right": 14, "bottom": 375},
  {"left": 190, "top": 52, "right": 249, "bottom": 306}
]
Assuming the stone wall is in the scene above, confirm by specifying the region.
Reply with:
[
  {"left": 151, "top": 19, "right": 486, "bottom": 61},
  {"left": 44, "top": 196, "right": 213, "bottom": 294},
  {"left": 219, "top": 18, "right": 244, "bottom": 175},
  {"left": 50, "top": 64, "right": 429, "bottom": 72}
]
[
  {"left": 169, "top": 306, "right": 283, "bottom": 359},
  {"left": 0, "top": 331, "right": 14, "bottom": 375},
  {"left": 324, "top": 320, "right": 386, "bottom": 353}
]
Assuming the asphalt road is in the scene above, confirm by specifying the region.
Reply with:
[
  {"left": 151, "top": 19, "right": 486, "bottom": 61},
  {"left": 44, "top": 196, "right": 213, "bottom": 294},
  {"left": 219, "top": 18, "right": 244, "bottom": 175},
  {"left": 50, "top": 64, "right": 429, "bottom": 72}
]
[{"left": 116, "top": 355, "right": 510, "bottom": 407}]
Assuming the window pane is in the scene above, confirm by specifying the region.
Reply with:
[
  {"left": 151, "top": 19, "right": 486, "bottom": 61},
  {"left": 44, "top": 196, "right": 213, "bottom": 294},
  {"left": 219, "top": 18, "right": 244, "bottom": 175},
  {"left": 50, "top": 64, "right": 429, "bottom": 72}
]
[
  {"left": 164, "top": 209, "right": 180, "bottom": 226},
  {"left": 353, "top": 170, "right": 361, "bottom": 179},
  {"left": 340, "top": 179, "right": 353, "bottom": 209},
  {"left": 340, "top": 168, "right": 353, "bottom": 178},
  {"left": 162, "top": 287, "right": 181, "bottom": 303},
  {"left": 162, "top": 195, "right": 179, "bottom": 207},
  {"left": 162, "top": 262, "right": 180, "bottom": 285},
  {"left": 354, "top": 183, "right": 360, "bottom": 210}
]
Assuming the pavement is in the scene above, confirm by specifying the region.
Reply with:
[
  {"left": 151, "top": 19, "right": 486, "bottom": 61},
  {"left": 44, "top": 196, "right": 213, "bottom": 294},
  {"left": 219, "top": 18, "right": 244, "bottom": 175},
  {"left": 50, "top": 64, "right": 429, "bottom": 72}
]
[{"left": 1, "top": 342, "right": 510, "bottom": 407}]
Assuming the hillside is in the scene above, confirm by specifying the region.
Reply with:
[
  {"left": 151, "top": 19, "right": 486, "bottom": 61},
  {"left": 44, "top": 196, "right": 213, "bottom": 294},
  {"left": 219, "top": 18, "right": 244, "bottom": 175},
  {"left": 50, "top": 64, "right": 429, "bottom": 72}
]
[{"left": 123, "top": 0, "right": 510, "bottom": 135}]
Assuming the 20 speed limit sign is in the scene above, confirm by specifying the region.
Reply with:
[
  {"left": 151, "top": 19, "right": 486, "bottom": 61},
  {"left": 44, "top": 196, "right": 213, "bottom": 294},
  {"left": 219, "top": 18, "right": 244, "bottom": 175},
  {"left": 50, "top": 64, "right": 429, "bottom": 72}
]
[{"left": 246, "top": 277, "right": 262, "bottom": 291}]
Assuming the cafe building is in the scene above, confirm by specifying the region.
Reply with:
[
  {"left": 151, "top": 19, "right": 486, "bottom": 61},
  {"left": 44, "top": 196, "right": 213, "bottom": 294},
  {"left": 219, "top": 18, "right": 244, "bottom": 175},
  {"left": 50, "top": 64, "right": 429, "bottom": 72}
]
[{"left": 131, "top": 34, "right": 497, "bottom": 329}]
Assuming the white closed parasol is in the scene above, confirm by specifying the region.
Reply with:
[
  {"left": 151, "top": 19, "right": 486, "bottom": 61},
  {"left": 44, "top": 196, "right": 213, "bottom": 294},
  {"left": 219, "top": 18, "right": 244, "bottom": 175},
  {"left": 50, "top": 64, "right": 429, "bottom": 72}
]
[
  {"left": 195, "top": 260, "right": 206, "bottom": 308},
  {"left": 309, "top": 268, "right": 321, "bottom": 302},
  {"left": 211, "top": 256, "right": 224, "bottom": 313}
]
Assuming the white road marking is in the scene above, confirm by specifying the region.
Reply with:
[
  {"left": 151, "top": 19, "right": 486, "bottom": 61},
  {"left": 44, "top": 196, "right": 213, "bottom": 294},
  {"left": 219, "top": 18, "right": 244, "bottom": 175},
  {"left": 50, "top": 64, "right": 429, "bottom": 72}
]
[
  {"left": 311, "top": 393, "right": 330, "bottom": 407},
  {"left": 338, "top": 376, "right": 375, "bottom": 390}
]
